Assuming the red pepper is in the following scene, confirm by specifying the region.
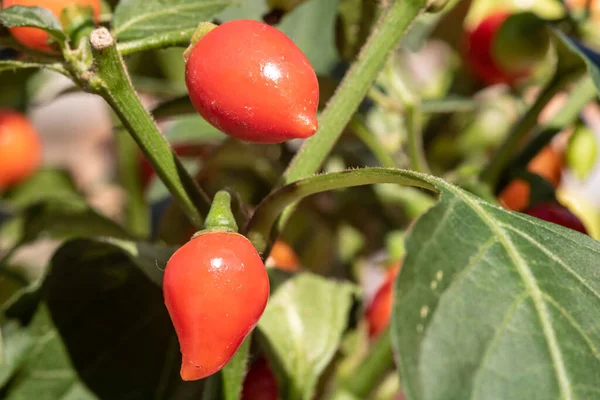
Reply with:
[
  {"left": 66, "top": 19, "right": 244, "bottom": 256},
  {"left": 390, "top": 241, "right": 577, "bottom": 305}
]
[
  {"left": 163, "top": 231, "right": 270, "bottom": 380},
  {"left": 185, "top": 20, "right": 319, "bottom": 144},
  {"left": 524, "top": 203, "right": 588, "bottom": 234},
  {"left": 0, "top": 110, "right": 42, "bottom": 189}
]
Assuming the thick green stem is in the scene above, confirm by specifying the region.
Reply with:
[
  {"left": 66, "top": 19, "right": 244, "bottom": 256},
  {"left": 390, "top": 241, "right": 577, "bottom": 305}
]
[
  {"left": 116, "top": 28, "right": 195, "bottom": 56},
  {"left": 88, "top": 28, "right": 210, "bottom": 228},
  {"left": 334, "top": 328, "right": 394, "bottom": 398},
  {"left": 480, "top": 73, "right": 570, "bottom": 189},
  {"left": 281, "top": 1, "right": 427, "bottom": 184},
  {"left": 271, "top": 0, "right": 428, "bottom": 238},
  {"left": 115, "top": 129, "right": 149, "bottom": 238},
  {"left": 246, "top": 168, "right": 435, "bottom": 254}
]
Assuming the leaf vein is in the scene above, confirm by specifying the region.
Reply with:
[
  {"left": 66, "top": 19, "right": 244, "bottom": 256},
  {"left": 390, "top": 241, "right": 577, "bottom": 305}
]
[
  {"left": 114, "top": 1, "right": 229, "bottom": 37},
  {"left": 442, "top": 186, "right": 573, "bottom": 400}
]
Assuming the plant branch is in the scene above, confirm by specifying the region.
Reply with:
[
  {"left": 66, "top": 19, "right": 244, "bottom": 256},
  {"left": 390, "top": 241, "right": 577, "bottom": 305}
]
[
  {"left": 480, "top": 73, "right": 570, "bottom": 190},
  {"left": 270, "top": 0, "right": 428, "bottom": 239},
  {"left": 246, "top": 168, "right": 436, "bottom": 254},
  {"left": 88, "top": 27, "right": 210, "bottom": 228},
  {"left": 281, "top": 1, "right": 427, "bottom": 184},
  {"left": 116, "top": 28, "right": 195, "bottom": 56}
]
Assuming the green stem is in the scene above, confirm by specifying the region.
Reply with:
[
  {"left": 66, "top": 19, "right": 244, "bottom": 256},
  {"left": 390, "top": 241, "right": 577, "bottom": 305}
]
[
  {"left": 273, "top": 0, "right": 428, "bottom": 237},
  {"left": 88, "top": 28, "right": 210, "bottom": 228},
  {"left": 405, "top": 105, "right": 430, "bottom": 173},
  {"left": 115, "top": 129, "right": 149, "bottom": 238},
  {"left": 281, "top": 1, "right": 427, "bottom": 185},
  {"left": 116, "top": 28, "right": 195, "bottom": 56},
  {"left": 202, "top": 190, "right": 238, "bottom": 232},
  {"left": 480, "top": 73, "right": 569, "bottom": 189},
  {"left": 513, "top": 75, "right": 596, "bottom": 169},
  {"left": 246, "top": 168, "right": 435, "bottom": 254},
  {"left": 335, "top": 328, "right": 394, "bottom": 398},
  {"left": 350, "top": 118, "right": 397, "bottom": 168}
]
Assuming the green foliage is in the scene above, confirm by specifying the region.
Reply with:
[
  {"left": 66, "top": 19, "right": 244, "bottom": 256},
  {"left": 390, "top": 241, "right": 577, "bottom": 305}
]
[
  {"left": 1, "top": 0, "right": 600, "bottom": 399},
  {"left": 393, "top": 177, "right": 600, "bottom": 400},
  {"left": 112, "top": 0, "right": 232, "bottom": 41},
  {"left": 258, "top": 273, "right": 358, "bottom": 399},
  {"left": 0, "top": 5, "right": 66, "bottom": 43}
]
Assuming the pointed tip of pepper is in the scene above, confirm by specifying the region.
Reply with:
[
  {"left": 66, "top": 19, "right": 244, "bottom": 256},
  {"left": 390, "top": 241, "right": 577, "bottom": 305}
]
[
  {"left": 294, "top": 113, "right": 318, "bottom": 139},
  {"left": 180, "top": 357, "right": 210, "bottom": 381}
]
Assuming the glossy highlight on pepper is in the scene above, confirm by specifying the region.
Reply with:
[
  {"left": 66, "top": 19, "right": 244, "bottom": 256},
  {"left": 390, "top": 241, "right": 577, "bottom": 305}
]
[
  {"left": 185, "top": 19, "right": 319, "bottom": 144},
  {"left": 163, "top": 231, "right": 269, "bottom": 381}
]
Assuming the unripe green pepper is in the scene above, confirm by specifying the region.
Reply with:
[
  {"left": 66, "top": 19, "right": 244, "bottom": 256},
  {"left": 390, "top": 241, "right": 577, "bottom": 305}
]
[
  {"left": 492, "top": 12, "right": 550, "bottom": 74},
  {"left": 566, "top": 125, "right": 598, "bottom": 180}
]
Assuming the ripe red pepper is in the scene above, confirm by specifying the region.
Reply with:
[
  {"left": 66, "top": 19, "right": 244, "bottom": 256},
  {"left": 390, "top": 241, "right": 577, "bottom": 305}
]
[
  {"left": 0, "top": 109, "right": 42, "bottom": 189},
  {"left": 524, "top": 203, "right": 588, "bottom": 234},
  {"left": 242, "top": 357, "right": 278, "bottom": 400},
  {"left": 185, "top": 20, "right": 319, "bottom": 144},
  {"left": 163, "top": 231, "right": 270, "bottom": 381},
  {"left": 365, "top": 263, "right": 401, "bottom": 338},
  {"left": 3, "top": 0, "right": 101, "bottom": 53}
]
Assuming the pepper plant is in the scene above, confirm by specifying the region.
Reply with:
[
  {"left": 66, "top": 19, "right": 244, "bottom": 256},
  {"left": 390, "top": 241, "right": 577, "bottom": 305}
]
[{"left": 1, "top": 0, "right": 600, "bottom": 399}]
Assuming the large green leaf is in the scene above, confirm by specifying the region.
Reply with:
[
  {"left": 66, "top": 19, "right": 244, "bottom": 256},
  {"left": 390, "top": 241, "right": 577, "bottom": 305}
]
[
  {"left": 2, "top": 305, "right": 97, "bottom": 400},
  {"left": 112, "top": 0, "right": 232, "bottom": 41},
  {"left": 258, "top": 273, "right": 357, "bottom": 400},
  {"left": 0, "top": 6, "right": 66, "bottom": 42},
  {"left": 392, "top": 175, "right": 600, "bottom": 400},
  {"left": 34, "top": 238, "right": 199, "bottom": 400}
]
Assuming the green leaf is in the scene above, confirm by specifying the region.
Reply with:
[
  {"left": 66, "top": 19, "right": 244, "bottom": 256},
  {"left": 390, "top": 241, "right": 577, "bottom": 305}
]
[
  {"left": 18, "top": 200, "right": 132, "bottom": 243},
  {"left": 258, "top": 273, "right": 357, "bottom": 400},
  {"left": 220, "top": 338, "right": 250, "bottom": 400},
  {"left": 392, "top": 174, "right": 600, "bottom": 400},
  {"left": 112, "top": 0, "right": 232, "bottom": 41},
  {"left": 4, "top": 169, "right": 80, "bottom": 208},
  {"left": 36, "top": 238, "right": 200, "bottom": 400},
  {"left": 0, "top": 320, "right": 33, "bottom": 389},
  {"left": 3, "top": 169, "right": 132, "bottom": 245},
  {"left": 277, "top": 0, "right": 340, "bottom": 75},
  {"left": 0, "top": 6, "right": 66, "bottom": 42},
  {"left": 0, "top": 60, "right": 47, "bottom": 73},
  {"left": 552, "top": 29, "right": 600, "bottom": 94},
  {"left": 2, "top": 305, "right": 97, "bottom": 400}
]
